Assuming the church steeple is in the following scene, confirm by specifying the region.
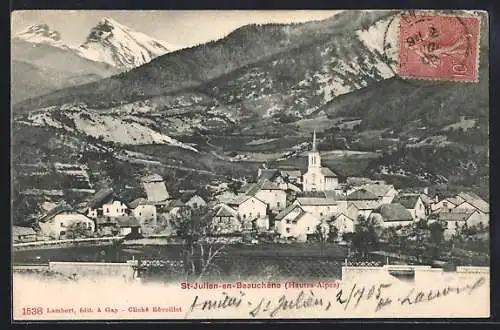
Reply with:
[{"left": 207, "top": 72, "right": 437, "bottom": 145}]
[
  {"left": 308, "top": 130, "right": 320, "bottom": 169},
  {"left": 312, "top": 130, "right": 317, "bottom": 151}
]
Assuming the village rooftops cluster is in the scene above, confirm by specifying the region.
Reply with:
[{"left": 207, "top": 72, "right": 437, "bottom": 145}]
[
  {"left": 14, "top": 132, "right": 490, "bottom": 244},
  {"left": 208, "top": 132, "right": 490, "bottom": 241}
]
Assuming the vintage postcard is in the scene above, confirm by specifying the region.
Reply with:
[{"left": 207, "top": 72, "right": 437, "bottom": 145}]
[{"left": 11, "top": 9, "right": 490, "bottom": 320}]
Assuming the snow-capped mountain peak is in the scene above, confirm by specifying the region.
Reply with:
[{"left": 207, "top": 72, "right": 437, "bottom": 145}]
[
  {"left": 76, "top": 17, "right": 173, "bottom": 70},
  {"left": 15, "top": 24, "right": 67, "bottom": 48}
]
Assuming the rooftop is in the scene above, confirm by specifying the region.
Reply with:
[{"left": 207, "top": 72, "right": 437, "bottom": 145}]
[
  {"left": 362, "top": 183, "right": 395, "bottom": 197},
  {"left": 39, "top": 202, "right": 74, "bottom": 223},
  {"left": 347, "top": 188, "right": 379, "bottom": 201},
  {"left": 393, "top": 194, "right": 421, "bottom": 209},
  {"left": 320, "top": 167, "right": 338, "bottom": 177},
  {"left": 167, "top": 199, "right": 185, "bottom": 209},
  {"left": 280, "top": 170, "right": 302, "bottom": 178},
  {"left": 142, "top": 177, "right": 170, "bottom": 202},
  {"left": 13, "top": 225, "right": 36, "bottom": 236},
  {"left": 349, "top": 200, "right": 379, "bottom": 210},
  {"left": 456, "top": 192, "right": 489, "bottom": 213},
  {"left": 436, "top": 211, "right": 476, "bottom": 222},
  {"left": 214, "top": 204, "right": 238, "bottom": 217},
  {"left": 258, "top": 169, "right": 280, "bottom": 181},
  {"left": 275, "top": 204, "right": 304, "bottom": 220},
  {"left": 128, "top": 197, "right": 148, "bottom": 209},
  {"left": 141, "top": 174, "right": 164, "bottom": 183},
  {"left": 376, "top": 203, "right": 413, "bottom": 222},
  {"left": 87, "top": 188, "right": 114, "bottom": 209},
  {"left": 228, "top": 194, "right": 265, "bottom": 206},
  {"left": 245, "top": 179, "right": 282, "bottom": 196},
  {"left": 296, "top": 197, "right": 338, "bottom": 206}
]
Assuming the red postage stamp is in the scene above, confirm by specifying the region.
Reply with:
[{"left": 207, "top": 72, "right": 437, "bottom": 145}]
[{"left": 398, "top": 13, "right": 481, "bottom": 82}]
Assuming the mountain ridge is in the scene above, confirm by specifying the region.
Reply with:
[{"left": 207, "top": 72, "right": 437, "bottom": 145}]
[{"left": 13, "top": 10, "right": 395, "bottom": 111}]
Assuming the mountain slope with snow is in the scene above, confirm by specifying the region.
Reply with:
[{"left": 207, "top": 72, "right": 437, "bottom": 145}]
[
  {"left": 14, "top": 23, "right": 67, "bottom": 49},
  {"left": 76, "top": 17, "right": 172, "bottom": 70},
  {"left": 14, "top": 10, "right": 396, "bottom": 111}
]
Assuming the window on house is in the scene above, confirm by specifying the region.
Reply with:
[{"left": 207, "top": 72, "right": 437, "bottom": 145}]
[
  {"left": 252, "top": 199, "right": 255, "bottom": 204},
  {"left": 139, "top": 212, "right": 142, "bottom": 216},
  {"left": 443, "top": 202, "right": 448, "bottom": 208},
  {"left": 286, "top": 220, "right": 291, "bottom": 224},
  {"left": 277, "top": 202, "right": 281, "bottom": 208},
  {"left": 320, "top": 212, "right": 323, "bottom": 216},
  {"left": 286, "top": 228, "right": 291, "bottom": 233},
  {"left": 106, "top": 208, "right": 110, "bottom": 213},
  {"left": 193, "top": 203, "right": 198, "bottom": 208},
  {"left": 257, "top": 213, "right": 261, "bottom": 218},
  {"left": 60, "top": 222, "right": 64, "bottom": 227},
  {"left": 243, "top": 214, "right": 247, "bottom": 219},
  {"left": 307, "top": 226, "right": 310, "bottom": 231},
  {"left": 249, "top": 212, "right": 253, "bottom": 218}
]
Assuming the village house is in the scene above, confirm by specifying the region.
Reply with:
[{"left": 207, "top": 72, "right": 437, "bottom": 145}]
[
  {"left": 166, "top": 199, "right": 187, "bottom": 219},
  {"left": 95, "top": 217, "right": 119, "bottom": 236},
  {"left": 362, "top": 183, "right": 398, "bottom": 204},
  {"left": 370, "top": 203, "right": 414, "bottom": 228},
  {"left": 345, "top": 188, "right": 379, "bottom": 220},
  {"left": 115, "top": 215, "right": 142, "bottom": 237},
  {"left": 227, "top": 194, "right": 268, "bottom": 230},
  {"left": 129, "top": 198, "right": 157, "bottom": 227},
  {"left": 419, "top": 194, "right": 435, "bottom": 216},
  {"left": 183, "top": 194, "right": 207, "bottom": 209},
  {"left": 85, "top": 188, "right": 130, "bottom": 219},
  {"left": 211, "top": 204, "right": 241, "bottom": 234},
  {"left": 331, "top": 213, "right": 356, "bottom": 241},
  {"left": 431, "top": 210, "right": 485, "bottom": 240},
  {"left": 432, "top": 196, "right": 462, "bottom": 213},
  {"left": 280, "top": 170, "right": 302, "bottom": 185},
  {"left": 257, "top": 168, "right": 288, "bottom": 190},
  {"left": 38, "top": 203, "right": 95, "bottom": 240},
  {"left": 13, "top": 225, "right": 38, "bottom": 243},
  {"left": 302, "top": 131, "right": 339, "bottom": 192},
  {"left": 392, "top": 194, "right": 426, "bottom": 221},
  {"left": 228, "top": 195, "right": 268, "bottom": 221},
  {"left": 347, "top": 201, "right": 377, "bottom": 221},
  {"left": 274, "top": 204, "right": 319, "bottom": 241},
  {"left": 244, "top": 180, "right": 287, "bottom": 212},
  {"left": 453, "top": 192, "right": 489, "bottom": 225},
  {"left": 293, "top": 196, "right": 341, "bottom": 220},
  {"left": 141, "top": 174, "right": 171, "bottom": 211}
]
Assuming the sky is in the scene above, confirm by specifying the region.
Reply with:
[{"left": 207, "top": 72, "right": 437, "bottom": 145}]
[{"left": 11, "top": 10, "right": 341, "bottom": 49}]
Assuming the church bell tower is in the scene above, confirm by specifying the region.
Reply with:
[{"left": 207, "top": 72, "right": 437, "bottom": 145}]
[{"left": 308, "top": 130, "right": 321, "bottom": 169}]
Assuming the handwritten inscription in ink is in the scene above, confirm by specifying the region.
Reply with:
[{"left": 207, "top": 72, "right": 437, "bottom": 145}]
[{"left": 184, "top": 278, "right": 487, "bottom": 318}]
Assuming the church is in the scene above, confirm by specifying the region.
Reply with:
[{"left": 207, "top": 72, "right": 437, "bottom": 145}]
[{"left": 302, "top": 131, "right": 339, "bottom": 192}]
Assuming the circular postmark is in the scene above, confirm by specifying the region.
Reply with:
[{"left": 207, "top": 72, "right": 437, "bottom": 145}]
[{"left": 382, "top": 9, "right": 480, "bottom": 86}]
